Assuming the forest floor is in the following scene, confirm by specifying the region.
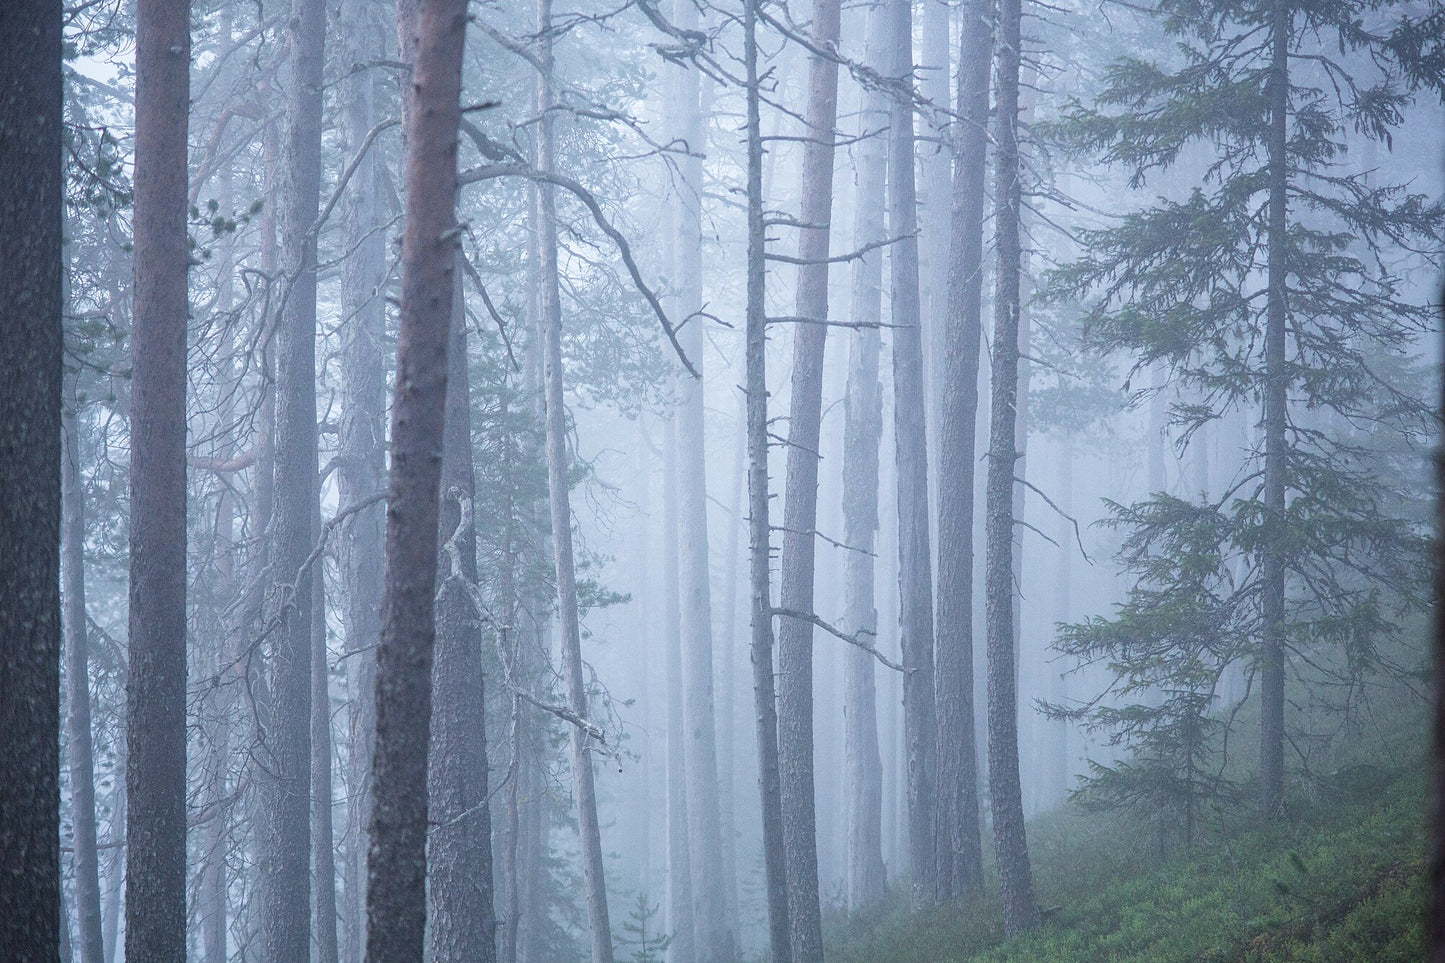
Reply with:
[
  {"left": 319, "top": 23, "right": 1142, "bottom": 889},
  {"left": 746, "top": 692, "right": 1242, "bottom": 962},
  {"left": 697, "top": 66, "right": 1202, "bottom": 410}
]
[{"left": 828, "top": 677, "right": 1430, "bottom": 962}]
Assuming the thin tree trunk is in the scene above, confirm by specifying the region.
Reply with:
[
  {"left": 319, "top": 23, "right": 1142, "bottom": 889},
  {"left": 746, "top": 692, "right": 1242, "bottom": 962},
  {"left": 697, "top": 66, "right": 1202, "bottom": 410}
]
[
  {"left": 312, "top": 512, "right": 340, "bottom": 963},
  {"left": 0, "top": 0, "right": 63, "bottom": 949},
  {"left": 745, "top": 0, "right": 792, "bottom": 949},
  {"left": 776, "top": 0, "right": 842, "bottom": 949},
  {"left": 337, "top": 2, "right": 389, "bottom": 955},
  {"left": 984, "top": 0, "right": 1038, "bottom": 932},
  {"left": 1259, "top": 0, "right": 1289, "bottom": 818},
  {"left": 933, "top": 0, "right": 992, "bottom": 902},
  {"left": 718, "top": 407, "right": 745, "bottom": 937},
  {"left": 64, "top": 381, "right": 105, "bottom": 963},
  {"left": 663, "top": 419, "right": 697, "bottom": 963},
  {"left": 842, "top": 0, "right": 889, "bottom": 915},
  {"left": 261, "top": 0, "right": 327, "bottom": 953},
  {"left": 885, "top": 0, "right": 939, "bottom": 908},
  {"left": 365, "top": 0, "right": 468, "bottom": 958},
  {"left": 534, "top": 3, "right": 614, "bottom": 953},
  {"left": 124, "top": 0, "right": 189, "bottom": 957},
  {"left": 428, "top": 264, "right": 498, "bottom": 961},
  {"left": 1428, "top": 286, "right": 1445, "bottom": 963}
]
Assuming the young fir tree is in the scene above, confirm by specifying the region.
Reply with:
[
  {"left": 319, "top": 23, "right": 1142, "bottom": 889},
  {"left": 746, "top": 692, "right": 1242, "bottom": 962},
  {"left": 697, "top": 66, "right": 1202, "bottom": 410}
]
[{"left": 1046, "top": 0, "right": 1444, "bottom": 819}]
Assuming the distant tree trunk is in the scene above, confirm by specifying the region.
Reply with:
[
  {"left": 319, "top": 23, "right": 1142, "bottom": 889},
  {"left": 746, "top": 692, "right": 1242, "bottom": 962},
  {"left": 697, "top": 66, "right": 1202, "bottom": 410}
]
[
  {"left": 312, "top": 513, "right": 340, "bottom": 963},
  {"left": 933, "top": 0, "right": 992, "bottom": 903},
  {"left": 745, "top": 0, "right": 792, "bottom": 950},
  {"left": 1259, "top": 0, "right": 1289, "bottom": 819},
  {"left": 124, "top": 0, "right": 189, "bottom": 958},
  {"left": 984, "top": 0, "right": 1039, "bottom": 933},
  {"left": 919, "top": 0, "right": 951, "bottom": 424},
  {"left": 535, "top": 3, "right": 614, "bottom": 955},
  {"left": 841, "top": 1, "right": 889, "bottom": 916},
  {"left": 776, "top": 0, "right": 842, "bottom": 951},
  {"left": 885, "top": 0, "right": 939, "bottom": 909},
  {"left": 64, "top": 383, "right": 105, "bottom": 963},
  {"left": 1429, "top": 289, "right": 1445, "bottom": 963},
  {"left": 718, "top": 407, "right": 746, "bottom": 934},
  {"left": 663, "top": 419, "right": 697, "bottom": 963},
  {"left": 337, "top": 2, "right": 388, "bottom": 956},
  {"left": 428, "top": 264, "right": 498, "bottom": 961},
  {"left": 0, "top": 0, "right": 63, "bottom": 951},
  {"left": 262, "top": 0, "right": 327, "bottom": 955},
  {"left": 365, "top": 0, "right": 468, "bottom": 958}
]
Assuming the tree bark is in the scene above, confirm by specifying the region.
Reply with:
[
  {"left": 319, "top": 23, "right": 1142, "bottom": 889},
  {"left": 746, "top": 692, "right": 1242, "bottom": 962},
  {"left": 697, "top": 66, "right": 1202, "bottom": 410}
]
[
  {"left": 933, "top": 0, "right": 992, "bottom": 903},
  {"left": 841, "top": 1, "right": 890, "bottom": 917},
  {"left": 428, "top": 264, "right": 499, "bottom": 962},
  {"left": 0, "top": 0, "right": 63, "bottom": 952},
  {"left": 1429, "top": 289, "right": 1445, "bottom": 963},
  {"left": 745, "top": 0, "right": 792, "bottom": 950},
  {"left": 663, "top": 418, "right": 697, "bottom": 963},
  {"left": 776, "top": 0, "right": 842, "bottom": 950},
  {"left": 885, "top": 0, "right": 939, "bottom": 909},
  {"left": 124, "top": 0, "right": 189, "bottom": 958},
  {"left": 984, "top": 0, "right": 1039, "bottom": 933},
  {"left": 365, "top": 1, "right": 468, "bottom": 958},
  {"left": 1259, "top": 0, "right": 1289, "bottom": 819},
  {"left": 312, "top": 510, "right": 340, "bottom": 963},
  {"left": 534, "top": 2, "right": 615, "bottom": 954},
  {"left": 337, "top": 2, "right": 389, "bottom": 956}
]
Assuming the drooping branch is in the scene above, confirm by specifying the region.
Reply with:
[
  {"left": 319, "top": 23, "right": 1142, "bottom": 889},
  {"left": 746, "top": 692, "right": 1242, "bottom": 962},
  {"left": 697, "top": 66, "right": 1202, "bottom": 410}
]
[{"left": 771, "top": 607, "right": 906, "bottom": 673}]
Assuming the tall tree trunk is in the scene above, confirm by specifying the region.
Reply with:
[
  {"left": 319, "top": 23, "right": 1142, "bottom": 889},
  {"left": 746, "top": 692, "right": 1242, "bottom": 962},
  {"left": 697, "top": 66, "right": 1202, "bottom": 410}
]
[
  {"left": 261, "top": 0, "right": 327, "bottom": 954},
  {"left": 885, "top": 0, "right": 939, "bottom": 909},
  {"left": 919, "top": 0, "right": 951, "bottom": 429},
  {"left": 745, "top": 0, "right": 792, "bottom": 950},
  {"left": 984, "top": 0, "right": 1038, "bottom": 932},
  {"left": 337, "top": 2, "right": 389, "bottom": 956},
  {"left": 1429, "top": 286, "right": 1445, "bottom": 963},
  {"left": 663, "top": 419, "right": 697, "bottom": 963},
  {"left": 312, "top": 514, "right": 340, "bottom": 963},
  {"left": 428, "top": 265, "right": 499, "bottom": 961},
  {"left": 0, "top": 0, "right": 63, "bottom": 950},
  {"left": 124, "top": 0, "right": 189, "bottom": 958},
  {"left": 841, "top": 0, "right": 889, "bottom": 916},
  {"left": 669, "top": 13, "right": 734, "bottom": 953},
  {"left": 933, "top": 0, "right": 992, "bottom": 903},
  {"left": 365, "top": 0, "right": 468, "bottom": 957},
  {"left": 718, "top": 408, "right": 746, "bottom": 936},
  {"left": 1259, "top": 0, "right": 1289, "bottom": 818},
  {"left": 535, "top": 4, "right": 614, "bottom": 955},
  {"left": 64, "top": 382, "right": 105, "bottom": 963},
  {"left": 776, "top": 0, "right": 842, "bottom": 950}
]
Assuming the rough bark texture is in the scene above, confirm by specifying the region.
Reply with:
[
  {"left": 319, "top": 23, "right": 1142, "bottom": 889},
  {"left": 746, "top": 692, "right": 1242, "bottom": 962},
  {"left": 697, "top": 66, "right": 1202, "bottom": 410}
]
[
  {"left": 428, "top": 268, "right": 498, "bottom": 962},
  {"left": 1430, "top": 289, "right": 1445, "bottom": 963},
  {"left": 364, "top": 1, "right": 468, "bottom": 958},
  {"left": 259, "top": 0, "right": 326, "bottom": 954},
  {"left": 535, "top": 2, "right": 614, "bottom": 953},
  {"left": 745, "top": 0, "right": 792, "bottom": 951},
  {"left": 1259, "top": 0, "right": 1289, "bottom": 819},
  {"left": 984, "top": 0, "right": 1039, "bottom": 933},
  {"left": 885, "top": 0, "right": 939, "bottom": 909},
  {"left": 337, "top": 2, "right": 388, "bottom": 956},
  {"left": 124, "top": 1, "right": 189, "bottom": 958},
  {"left": 312, "top": 513, "right": 339, "bottom": 963},
  {"left": 0, "top": 0, "right": 63, "bottom": 953},
  {"left": 663, "top": 420, "right": 697, "bottom": 963},
  {"left": 841, "top": 11, "right": 889, "bottom": 911},
  {"left": 933, "top": 0, "right": 992, "bottom": 903},
  {"left": 775, "top": 0, "right": 842, "bottom": 951},
  {"left": 64, "top": 381, "right": 105, "bottom": 963}
]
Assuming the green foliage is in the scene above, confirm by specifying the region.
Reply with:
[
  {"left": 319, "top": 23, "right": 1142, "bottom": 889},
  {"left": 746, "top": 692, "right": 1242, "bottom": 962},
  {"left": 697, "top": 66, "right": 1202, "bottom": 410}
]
[{"left": 617, "top": 891, "right": 672, "bottom": 963}]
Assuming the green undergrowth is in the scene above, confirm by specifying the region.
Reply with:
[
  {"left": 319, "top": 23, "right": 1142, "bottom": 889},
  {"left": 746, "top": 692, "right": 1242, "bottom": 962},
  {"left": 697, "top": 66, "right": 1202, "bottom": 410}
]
[{"left": 830, "top": 696, "right": 1429, "bottom": 962}]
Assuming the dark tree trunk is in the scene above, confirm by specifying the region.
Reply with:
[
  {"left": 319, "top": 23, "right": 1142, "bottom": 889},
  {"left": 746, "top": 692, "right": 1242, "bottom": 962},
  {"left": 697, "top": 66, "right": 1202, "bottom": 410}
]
[
  {"left": 984, "top": 0, "right": 1039, "bottom": 933},
  {"left": 427, "top": 265, "right": 498, "bottom": 962},
  {"left": 0, "top": 0, "right": 63, "bottom": 953},
  {"left": 365, "top": 0, "right": 468, "bottom": 958},
  {"left": 841, "top": 7, "right": 888, "bottom": 910},
  {"left": 776, "top": 0, "right": 842, "bottom": 951},
  {"left": 260, "top": 0, "right": 326, "bottom": 954},
  {"left": 535, "top": 3, "right": 614, "bottom": 954},
  {"left": 64, "top": 378, "right": 105, "bottom": 963},
  {"left": 124, "top": 0, "right": 189, "bottom": 958},
  {"left": 885, "top": 0, "right": 939, "bottom": 909},
  {"left": 745, "top": 0, "right": 792, "bottom": 950},
  {"left": 1259, "top": 0, "right": 1289, "bottom": 819},
  {"left": 336, "top": 2, "right": 389, "bottom": 956},
  {"left": 1429, "top": 288, "right": 1445, "bottom": 963},
  {"left": 933, "top": 0, "right": 992, "bottom": 903}
]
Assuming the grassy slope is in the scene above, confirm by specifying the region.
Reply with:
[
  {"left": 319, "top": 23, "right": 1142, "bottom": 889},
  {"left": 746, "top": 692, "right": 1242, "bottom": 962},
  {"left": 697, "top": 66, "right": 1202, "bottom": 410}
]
[{"left": 831, "top": 698, "right": 1429, "bottom": 962}]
